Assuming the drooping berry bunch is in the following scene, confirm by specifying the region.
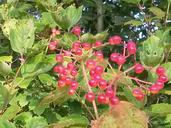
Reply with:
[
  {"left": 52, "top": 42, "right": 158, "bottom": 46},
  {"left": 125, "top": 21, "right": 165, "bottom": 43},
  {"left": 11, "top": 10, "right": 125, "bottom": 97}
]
[{"left": 48, "top": 26, "right": 168, "bottom": 109}]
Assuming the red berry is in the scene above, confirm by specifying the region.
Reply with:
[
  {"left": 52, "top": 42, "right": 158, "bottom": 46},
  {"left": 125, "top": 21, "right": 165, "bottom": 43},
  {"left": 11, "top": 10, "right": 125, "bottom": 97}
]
[
  {"left": 71, "top": 26, "right": 81, "bottom": 36},
  {"left": 70, "top": 81, "right": 78, "bottom": 90},
  {"left": 116, "top": 55, "right": 126, "bottom": 65},
  {"left": 94, "top": 51, "right": 103, "bottom": 60},
  {"left": 156, "top": 66, "right": 165, "bottom": 76},
  {"left": 97, "top": 94, "right": 108, "bottom": 104},
  {"left": 149, "top": 85, "right": 160, "bottom": 94},
  {"left": 74, "top": 48, "right": 82, "bottom": 56},
  {"left": 52, "top": 28, "right": 57, "bottom": 33},
  {"left": 62, "top": 68, "right": 69, "bottom": 75},
  {"left": 85, "top": 92, "right": 95, "bottom": 102},
  {"left": 86, "top": 60, "right": 96, "bottom": 69},
  {"left": 94, "top": 66, "right": 104, "bottom": 74},
  {"left": 58, "top": 80, "right": 65, "bottom": 88},
  {"left": 108, "top": 35, "right": 122, "bottom": 45},
  {"left": 70, "top": 69, "right": 77, "bottom": 76},
  {"left": 158, "top": 74, "right": 168, "bottom": 83},
  {"left": 134, "top": 63, "right": 144, "bottom": 74},
  {"left": 98, "top": 79, "right": 107, "bottom": 90},
  {"left": 105, "top": 88, "right": 115, "bottom": 98},
  {"left": 127, "top": 41, "right": 136, "bottom": 54},
  {"left": 93, "top": 74, "right": 102, "bottom": 81},
  {"left": 53, "top": 65, "right": 64, "bottom": 73},
  {"left": 59, "top": 74, "right": 67, "bottom": 80},
  {"left": 68, "top": 88, "right": 75, "bottom": 95},
  {"left": 132, "top": 89, "right": 144, "bottom": 101},
  {"left": 88, "top": 79, "right": 98, "bottom": 87},
  {"left": 82, "top": 43, "right": 91, "bottom": 50},
  {"left": 56, "top": 54, "right": 63, "bottom": 63},
  {"left": 72, "top": 41, "right": 81, "bottom": 50},
  {"left": 110, "top": 53, "right": 119, "bottom": 62},
  {"left": 67, "top": 62, "right": 75, "bottom": 70},
  {"left": 93, "top": 41, "right": 102, "bottom": 47},
  {"left": 65, "top": 77, "right": 72, "bottom": 85},
  {"left": 109, "top": 96, "right": 119, "bottom": 105},
  {"left": 48, "top": 41, "right": 57, "bottom": 51},
  {"left": 155, "top": 80, "right": 164, "bottom": 90},
  {"left": 89, "top": 69, "right": 96, "bottom": 77}
]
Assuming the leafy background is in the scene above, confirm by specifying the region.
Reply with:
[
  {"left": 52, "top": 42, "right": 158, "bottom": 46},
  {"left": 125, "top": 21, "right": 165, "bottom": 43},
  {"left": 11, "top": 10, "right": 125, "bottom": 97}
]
[{"left": 0, "top": 0, "right": 171, "bottom": 127}]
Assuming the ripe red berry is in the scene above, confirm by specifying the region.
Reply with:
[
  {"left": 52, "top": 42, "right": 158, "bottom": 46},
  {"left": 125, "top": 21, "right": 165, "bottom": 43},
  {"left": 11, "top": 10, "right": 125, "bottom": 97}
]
[
  {"left": 158, "top": 74, "right": 168, "bottom": 83},
  {"left": 88, "top": 79, "right": 98, "bottom": 87},
  {"left": 94, "top": 51, "right": 103, "bottom": 60},
  {"left": 70, "top": 81, "right": 78, "bottom": 90},
  {"left": 86, "top": 60, "right": 96, "bottom": 69},
  {"left": 71, "top": 26, "right": 81, "bottom": 36},
  {"left": 58, "top": 79, "right": 65, "bottom": 88},
  {"left": 105, "top": 88, "right": 115, "bottom": 98},
  {"left": 108, "top": 35, "right": 122, "bottom": 45},
  {"left": 116, "top": 55, "right": 126, "bottom": 65},
  {"left": 127, "top": 41, "right": 136, "bottom": 54},
  {"left": 132, "top": 89, "right": 144, "bottom": 101},
  {"left": 65, "top": 77, "right": 72, "bottom": 85},
  {"left": 93, "top": 41, "right": 102, "bottom": 47},
  {"left": 74, "top": 48, "right": 82, "bottom": 56},
  {"left": 97, "top": 94, "right": 108, "bottom": 104},
  {"left": 53, "top": 65, "right": 64, "bottom": 73},
  {"left": 93, "top": 74, "right": 102, "bottom": 82},
  {"left": 149, "top": 84, "right": 160, "bottom": 94},
  {"left": 85, "top": 92, "right": 95, "bottom": 102},
  {"left": 156, "top": 66, "right": 165, "bottom": 76},
  {"left": 109, "top": 96, "right": 119, "bottom": 105},
  {"left": 155, "top": 80, "right": 164, "bottom": 90},
  {"left": 52, "top": 28, "right": 57, "bottom": 33},
  {"left": 94, "top": 66, "right": 104, "bottom": 74},
  {"left": 68, "top": 88, "right": 75, "bottom": 95},
  {"left": 48, "top": 41, "right": 57, "bottom": 51},
  {"left": 98, "top": 79, "right": 107, "bottom": 90},
  {"left": 110, "top": 53, "right": 119, "bottom": 62},
  {"left": 134, "top": 63, "right": 144, "bottom": 74},
  {"left": 89, "top": 69, "right": 96, "bottom": 77},
  {"left": 72, "top": 41, "right": 81, "bottom": 50},
  {"left": 56, "top": 54, "right": 63, "bottom": 63},
  {"left": 70, "top": 69, "right": 77, "bottom": 76},
  {"left": 59, "top": 74, "right": 67, "bottom": 80},
  {"left": 64, "top": 50, "right": 71, "bottom": 56},
  {"left": 67, "top": 62, "right": 75, "bottom": 70},
  {"left": 82, "top": 43, "right": 91, "bottom": 50}
]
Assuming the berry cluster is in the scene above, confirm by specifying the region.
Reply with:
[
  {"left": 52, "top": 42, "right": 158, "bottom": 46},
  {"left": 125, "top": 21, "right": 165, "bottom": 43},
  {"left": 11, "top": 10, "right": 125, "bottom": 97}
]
[{"left": 48, "top": 26, "right": 168, "bottom": 107}]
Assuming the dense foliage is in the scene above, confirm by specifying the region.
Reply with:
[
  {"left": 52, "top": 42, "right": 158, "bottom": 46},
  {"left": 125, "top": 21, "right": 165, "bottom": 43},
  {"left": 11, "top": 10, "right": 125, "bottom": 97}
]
[{"left": 0, "top": 0, "right": 171, "bottom": 128}]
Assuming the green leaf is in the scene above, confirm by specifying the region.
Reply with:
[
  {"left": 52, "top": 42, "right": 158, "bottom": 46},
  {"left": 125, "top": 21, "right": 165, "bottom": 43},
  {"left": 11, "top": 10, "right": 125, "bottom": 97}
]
[
  {"left": 140, "top": 35, "right": 164, "bottom": 67},
  {"left": 52, "top": 114, "right": 89, "bottom": 128},
  {"left": 9, "top": 19, "right": 35, "bottom": 54},
  {"left": 14, "top": 112, "right": 32, "bottom": 124},
  {"left": 0, "top": 56, "right": 12, "bottom": 63},
  {"left": 165, "top": 114, "right": 171, "bottom": 127},
  {"left": 17, "top": 93, "right": 29, "bottom": 107},
  {"left": 161, "top": 27, "right": 171, "bottom": 48},
  {"left": 14, "top": 77, "right": 33, "bottom": 89},
  {"left": 0, "top": 84, "right": 11, "bottom": 110},
  {"left": 59, "top": 33, "right": 78, "bottom": 49},
  {"left": 122, "top": 0, "right": 147, "bottom": 4},
  {"left": 124, "top": 20, "right": 142, "bottom": 26},
  {"left": 38, "top": 74, "right": 55, "bottom": 86},
  {"left": 0, "top": 119, "right": 16, "bottom": 128},
  {"left": 2, "top": 19, "right": 17, "bottom": 38},
  {"left": 52, "top": 5, "right": 83, "bottom": 30},
  {"left": 150, "top": 103, "right": 171, "bottom": 116},
  {"left": 149, "top": 7, "right": 165, "bottom": 19},
  {"left": 26, "top": 116, "right": 48, "bottom": 128},
  {"left": 1, "top": 103, "right": 21, "bottom": 120},
  {"left": 80, "top": 31, "right": 108, "bottom": 43}
]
